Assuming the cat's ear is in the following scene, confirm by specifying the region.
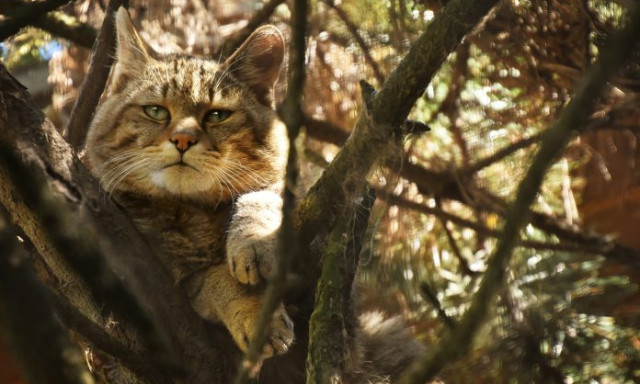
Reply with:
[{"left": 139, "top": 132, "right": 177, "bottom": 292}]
[
  {"left": 112, "top": 7, "right": 149, "bottom": 85},
  {"left": 224, "top": 26, "right": 285, "bottom": 105}
]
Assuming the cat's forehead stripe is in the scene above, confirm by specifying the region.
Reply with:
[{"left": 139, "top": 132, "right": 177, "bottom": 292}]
[{"left": 153, "top": 57, "right": 230, "bottom": 103}]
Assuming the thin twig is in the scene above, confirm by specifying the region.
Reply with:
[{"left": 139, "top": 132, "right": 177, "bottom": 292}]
[
  {"left": 322, "top": 0, "right": 385, "bottom": 85},
  {"left": 398, "top": 4, "right": 640, "bottom": 382},
  {"left": 233, "top": 0, "right": 308, "bottom": 382},
  {"left": 440, "top": 215, "right": 477, "bottom": 275},
  {"left": 462, "top": 133, "right": 544, "bottom": 175},
  {"left": 66, "top": 0, "right": 126, "bottom": 149},
  {"left": 218, "top": 0, "right": 286, "bottom": 57},
  {"left": 420, "top": 282, "right": 457, "bottom": 330},
  {"left": 380, "top": 191, "right": 631, "bottom": 257}
]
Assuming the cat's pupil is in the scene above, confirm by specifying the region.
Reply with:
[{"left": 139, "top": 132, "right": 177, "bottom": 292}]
[
  {"left": 205, "top": 109, "right": 231, "bottom": 124},
  {"left": 144, "top": 105, "right": 170, "bottom": 121}
]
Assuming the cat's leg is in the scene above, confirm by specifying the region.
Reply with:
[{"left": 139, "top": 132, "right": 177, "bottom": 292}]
[
  {"left": 190, "top": 263, "right": 294, "bottom": 355},
  {"left": 226, "top": 190, "right": 282, "bottom": 285}
]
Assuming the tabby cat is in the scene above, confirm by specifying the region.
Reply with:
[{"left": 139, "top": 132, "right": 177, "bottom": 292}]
[{"left": 85, "top": 8, "right": 293, "bottom": 357}]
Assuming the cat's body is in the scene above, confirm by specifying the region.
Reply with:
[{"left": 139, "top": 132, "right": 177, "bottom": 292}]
[{"left": 86, "top": 8, "right": 293, "bottom": 356}]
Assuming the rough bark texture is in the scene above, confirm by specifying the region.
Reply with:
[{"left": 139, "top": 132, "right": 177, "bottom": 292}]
[{"left": 306, "top": 188, "right": 375, "bottom": 384}]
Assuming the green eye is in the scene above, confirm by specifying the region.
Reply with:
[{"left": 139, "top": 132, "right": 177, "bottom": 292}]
[
  {"left": 204, "top": 110, "right": 232, "bottom": 124},
  {"left": 143, "top": 105, "right": 170, "bottom": 121}
]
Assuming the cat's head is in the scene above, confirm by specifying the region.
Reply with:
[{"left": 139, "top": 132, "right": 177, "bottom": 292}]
[{"left": 86, "top": 8, "right": 287, "bottom": 203}]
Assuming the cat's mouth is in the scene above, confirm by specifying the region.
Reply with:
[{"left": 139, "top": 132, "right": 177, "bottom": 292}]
[{"left": 162, "top": 161, "right": 198, "bottom": 171}]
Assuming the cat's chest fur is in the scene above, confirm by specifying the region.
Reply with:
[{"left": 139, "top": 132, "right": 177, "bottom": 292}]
[{"left": 116, "top": 193, "right": 232, "bottom": 283}]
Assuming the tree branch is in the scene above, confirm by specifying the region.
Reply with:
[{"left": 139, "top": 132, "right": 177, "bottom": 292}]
[
  {"left": 297, "top": 0, "right": 500, "bottom": 253},
  {"left": 398, "top": 4, "right": 640, "bottom": 382},
  {"left": 33, "top": 11, "right": 98, "bottom": 49},
  {"left": 218, "top": 0, "right": 286, "bottom": 57},
  {"left": 380, "top": 191, "right": 632, "bottom": 257},
  {"left": 307, "top": 187, "right": 375, "bottom": 384},
  {"left": 0, "top": 212, "right": 94, "bottom": 384},
  {"left": 234, "top": 0, "right": 308, "bottom": 382},
  {"left": 462, "top": 132, "right": 543, "bottom": 175},
  {"left": 321, "top": 0, "right": 385, "bottom": 85},
  {"left": 50, "top": 295, "right": 166, "bottom": 383},
  {"left": 66, "top": 0, "right": 125, "bottom": 149},
  {"left": 0, "top": 0, "right": 72, "bottom": 41},
  {"left": 420, "top": 282, "right": 457, "bottom": 330}
]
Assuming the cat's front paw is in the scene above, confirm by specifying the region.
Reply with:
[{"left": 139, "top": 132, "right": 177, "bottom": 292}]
[
  {"left": 227, "top": 232, "right": 277, "bottom": 285},
  {"left": 229, "top": 301, "right": 294, "bottom": 356},
  {"left": 226, "top": 191, "right": 282, "bottom": 285}
]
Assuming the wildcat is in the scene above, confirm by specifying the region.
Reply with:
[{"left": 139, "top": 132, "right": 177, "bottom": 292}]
[{"left": 85, "top": 7, "right": 293, "bottom": 357}]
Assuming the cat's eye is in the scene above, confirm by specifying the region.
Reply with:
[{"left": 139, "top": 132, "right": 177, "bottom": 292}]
[
  {"left": 204, "top": 109, "right": 232, "bottom": 124},
  {"left": 143, "top": 105, "right": 170, "bottom": 121}
]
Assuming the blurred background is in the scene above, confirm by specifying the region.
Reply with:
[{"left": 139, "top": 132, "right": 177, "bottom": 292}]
[{"left": 2, "top": 0, "right": 640, "bottom": 382}]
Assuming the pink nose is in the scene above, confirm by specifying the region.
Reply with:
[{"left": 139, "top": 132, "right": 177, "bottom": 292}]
[{"left": 170, "top": 132, "right": 198, "bottom": 153}]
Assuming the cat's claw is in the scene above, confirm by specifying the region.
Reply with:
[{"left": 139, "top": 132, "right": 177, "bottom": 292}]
[
  {"left": 228, "top": 235, "right": 276, "bottom": 285},
  {"left": 231, "top": 304, "right": 294, "bottom": 357}
]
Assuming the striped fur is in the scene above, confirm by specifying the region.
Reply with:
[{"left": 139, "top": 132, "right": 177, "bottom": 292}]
[{"left": 85, "top": 8, "right": 292, "bottom": 358}]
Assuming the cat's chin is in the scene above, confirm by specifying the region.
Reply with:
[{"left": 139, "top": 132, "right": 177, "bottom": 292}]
[{"left": 150, "top": 168, "right": 218, "bottom": 197}]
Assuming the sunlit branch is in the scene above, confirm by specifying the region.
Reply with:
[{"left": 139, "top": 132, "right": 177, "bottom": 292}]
[
  {"left": 297, "top": 0, "right": 501, "bottom": 236},
  {"left": 66, "top": 0, "right": 126, "bottom": 149}
]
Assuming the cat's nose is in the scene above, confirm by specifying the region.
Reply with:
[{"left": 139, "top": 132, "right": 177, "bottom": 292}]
[{"left": 170, "top": 131, "right": 199, "bottom": 153}]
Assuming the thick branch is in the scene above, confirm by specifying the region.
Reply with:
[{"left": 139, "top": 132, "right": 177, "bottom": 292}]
[
  {"left": 0, "top": 214, "right": 93, "bottom": 384},
  {"left": 51, "top": 296, "right": 165, "bottom": 383},
  {"left": 0, "top": 0, "right": 72, "bottom": 41},
  {"left": 33, "top": 11, "right": 98, "bottom": 49},
  {"left": 398, "top": 4, "right": 640, "bottom": 382},
  {"left": 297, "top": 0, "right": 500, "bottom": 244},
  {"left": 66, "top": 0, "right": 125, "bottom": 149},
  {"left": 306, "top": 188, "right": 375, "bottom": 384}
]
